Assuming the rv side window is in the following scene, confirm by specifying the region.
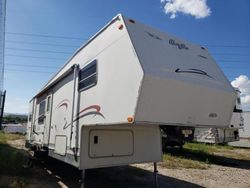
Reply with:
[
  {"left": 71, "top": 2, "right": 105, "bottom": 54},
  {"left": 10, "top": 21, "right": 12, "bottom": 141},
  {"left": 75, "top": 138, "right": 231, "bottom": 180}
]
[
  {"left": 38, "top": 100, "right": 46, "bottom": 124},
  {"left": 78, "top": 60, "right": 97, "bottom": 91}
]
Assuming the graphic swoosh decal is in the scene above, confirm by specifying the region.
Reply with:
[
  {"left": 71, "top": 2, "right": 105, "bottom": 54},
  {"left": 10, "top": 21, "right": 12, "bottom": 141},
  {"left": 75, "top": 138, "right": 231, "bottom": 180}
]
[
  {"left": 63, "top": 120, "right": 69, "bottom": 130},
  {"left": 74, "top": 111, "right": 105, "bottom": 121},
  {"left": 77, "top": 105, "right": 101, "bottom": 116},
  {"left": 55, "top": 99, "right": 70, "bottom": 130},
  {"left": 63, "top": 105, "right": 105, "bottom": 130},
  {"left": 76, "top": 105, "right": 105, "bottom": 120},
  {"left": 56, "top": 99, "right": 70, "bottom": 109},
  {"left": 175, "top": 68, "right": 213, "bottom": 79}
]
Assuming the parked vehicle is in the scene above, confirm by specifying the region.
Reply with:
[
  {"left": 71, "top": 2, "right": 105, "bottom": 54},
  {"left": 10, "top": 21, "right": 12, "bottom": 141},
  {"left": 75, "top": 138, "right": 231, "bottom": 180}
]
[
  {"left": 161, "top": 126, "right": 194, "bottom": 149},
  {"left": 194, "top": 89, "right": 244, "bottom": 144},
  {"left": 25, "top": 14, "right": 236, "bottom": 186},
  {"left": 229, "top": 111, "right": 250, "bottom": 148}
]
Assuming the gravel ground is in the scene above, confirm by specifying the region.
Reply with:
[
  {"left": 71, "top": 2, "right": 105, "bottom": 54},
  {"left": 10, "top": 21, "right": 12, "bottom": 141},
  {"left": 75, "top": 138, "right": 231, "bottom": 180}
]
[
  {"left": 1, "top": 139, "right": 250, "bottom": 188},
  {"left": 134, "top": 163, "right": 250, "bottom": 188}
]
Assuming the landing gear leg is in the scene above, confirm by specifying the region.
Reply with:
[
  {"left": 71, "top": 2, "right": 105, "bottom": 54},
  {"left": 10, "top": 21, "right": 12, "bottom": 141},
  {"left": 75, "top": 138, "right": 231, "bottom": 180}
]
[
  {"left": 23, "top": 150, "right": 35, "bottom": 168},
  {"left": 79, "top": 170, "right": 85, "bottom": 188},
  {"left": 154, "top": 162, "right": 158, "bottom": 188},
  {"left": 23, "top": 157, "right": 33, "bottom": 168}
]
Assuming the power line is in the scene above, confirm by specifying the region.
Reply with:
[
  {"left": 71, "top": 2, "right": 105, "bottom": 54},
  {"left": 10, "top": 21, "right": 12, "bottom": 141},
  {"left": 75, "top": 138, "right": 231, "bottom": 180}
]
[
  {"left": 5, "top": 32, "right": 250, "bottom": 49},
  {"left": 6, "top": 54, "right": 66, "bottom": 60},
  {"left": 6, "top": 47, "right": 72, "bottom": 54},
  {"left": 221, "top": 67, "right": 250, "bottom": 70},
  {"left": 6, "top": 40, "right": 79, "bottom": 48},
  {"left": 213, "top": 53, "right": 250, "bottom": 56},
  {"left": 217, "top": 60, "right": 250, "bottom": 63},
  {"left": 220, "top": 65, "right": 250, "bottom": 68},
  {"left": 5, "top": 40, "right": 250, "bottom": 54},
  {"left": 6, "top": 32, "right": 87, "bottom": 40},
  {"left": 6, "top": 63, "right": 60, "bottom": 69},
  {"left": 206, "top": 45, "right": 250, "bottom": 49},
  {"left": 5, "top": 68, "right": 54, "bottom": 74}
]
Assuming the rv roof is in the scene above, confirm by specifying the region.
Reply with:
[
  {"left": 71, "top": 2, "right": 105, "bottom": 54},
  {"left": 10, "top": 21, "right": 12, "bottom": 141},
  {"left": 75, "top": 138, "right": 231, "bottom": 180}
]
[
  {"left": 34, "top": 14, "right": 122, "bottom": 98},
  {"left": 34, "top": 13, "right": 210, "bottom": 99}
]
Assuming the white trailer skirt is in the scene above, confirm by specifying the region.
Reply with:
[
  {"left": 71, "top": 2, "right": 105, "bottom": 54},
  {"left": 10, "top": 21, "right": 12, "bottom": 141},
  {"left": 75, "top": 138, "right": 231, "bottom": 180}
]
[{"left": 80, "top": 124, "right": 161, "bottom": 169}]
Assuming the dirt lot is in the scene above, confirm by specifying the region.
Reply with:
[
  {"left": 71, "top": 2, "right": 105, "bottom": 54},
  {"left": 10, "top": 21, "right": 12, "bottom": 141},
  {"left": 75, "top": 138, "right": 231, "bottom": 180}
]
[{"left": 0, "top": 135, "right": 250, "bottom": 188}]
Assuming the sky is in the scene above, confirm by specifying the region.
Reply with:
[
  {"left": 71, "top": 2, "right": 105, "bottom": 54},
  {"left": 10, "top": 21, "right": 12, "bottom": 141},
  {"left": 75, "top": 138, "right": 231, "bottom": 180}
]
[{"left": 3, "top": 0, "right": 250, "bottom": 113}]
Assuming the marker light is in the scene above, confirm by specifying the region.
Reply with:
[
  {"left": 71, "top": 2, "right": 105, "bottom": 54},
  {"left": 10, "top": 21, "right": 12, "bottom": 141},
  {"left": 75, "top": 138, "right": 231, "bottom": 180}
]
[
  {"left": 127, "top": 116, "right": 134, "bottom": 123},
  {"left": 118, "top": 24, "right": 123, "bottom": 30}
]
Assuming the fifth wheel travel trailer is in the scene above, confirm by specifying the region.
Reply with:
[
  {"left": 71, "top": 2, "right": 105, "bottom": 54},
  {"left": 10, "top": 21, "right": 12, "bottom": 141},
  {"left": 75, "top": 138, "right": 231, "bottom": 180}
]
[
  {"left": 25, "top": 14, "right": 236, "bottom": 186},
  {"left": 194, "top": 88, "right": 244, "bottom": 144},
  {"left": 229, "top": 111, "right": 250, "bottom": 148}
]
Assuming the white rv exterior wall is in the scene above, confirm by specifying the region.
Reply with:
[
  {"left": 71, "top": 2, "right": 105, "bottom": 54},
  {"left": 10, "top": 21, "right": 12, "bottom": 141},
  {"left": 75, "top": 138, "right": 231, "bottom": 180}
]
[
  {"left": 32, "top": 15, "right": 145, "bottom": 160},
  {"left": 39, "top": 15, "right": 143, "bottom": 127},
  {"left": 124, "top": 18, "right": 235, "bottom": 127},
  {"left": 77, "top": 33, "right": 143, "bottom": 126},
  {"left": 49, "top": 73, "right": 74, "bottom": 151}
]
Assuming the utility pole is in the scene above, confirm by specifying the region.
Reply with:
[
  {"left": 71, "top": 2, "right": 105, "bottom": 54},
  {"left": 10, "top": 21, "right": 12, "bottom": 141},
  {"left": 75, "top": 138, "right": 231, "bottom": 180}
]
[{"left": 0, "top": 0, "right": 6, "bottom": 130}]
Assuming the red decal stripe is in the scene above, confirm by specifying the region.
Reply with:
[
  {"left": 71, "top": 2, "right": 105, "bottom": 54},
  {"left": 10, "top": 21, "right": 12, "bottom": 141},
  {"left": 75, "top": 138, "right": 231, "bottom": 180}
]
[
  {"left": 56, "top": 99, "right": 70, "bottom": 109},
  {"left": 77, "top": 105, "right": 101, "bottom": 115}
]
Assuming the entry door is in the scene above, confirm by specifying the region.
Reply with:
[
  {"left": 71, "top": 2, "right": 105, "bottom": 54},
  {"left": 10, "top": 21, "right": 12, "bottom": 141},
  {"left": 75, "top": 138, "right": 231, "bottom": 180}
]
[
  {"left": 43, "top": 92, "right": 53, "bottom": 145},
  {"left": 35, "top": 100, "right": 46, "bottom": 134}
]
